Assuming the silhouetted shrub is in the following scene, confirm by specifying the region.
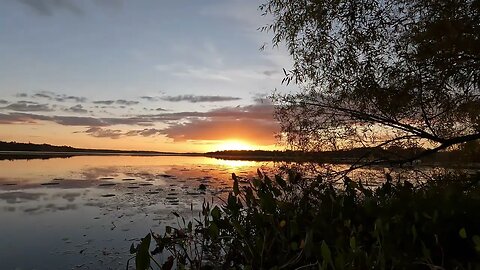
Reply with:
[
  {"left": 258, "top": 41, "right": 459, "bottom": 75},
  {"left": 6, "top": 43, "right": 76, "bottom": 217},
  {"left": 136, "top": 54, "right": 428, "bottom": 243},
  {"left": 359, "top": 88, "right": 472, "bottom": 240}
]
[{"left": 130, "top": 170, "right": 480, "bottom": 269}]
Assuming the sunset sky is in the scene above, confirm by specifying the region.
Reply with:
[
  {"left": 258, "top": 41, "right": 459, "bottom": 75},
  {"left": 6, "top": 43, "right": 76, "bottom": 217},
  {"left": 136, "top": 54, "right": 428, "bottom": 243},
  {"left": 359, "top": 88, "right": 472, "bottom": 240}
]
[{"left": 0, "top": 0, "right": 295, "bottom": 152}]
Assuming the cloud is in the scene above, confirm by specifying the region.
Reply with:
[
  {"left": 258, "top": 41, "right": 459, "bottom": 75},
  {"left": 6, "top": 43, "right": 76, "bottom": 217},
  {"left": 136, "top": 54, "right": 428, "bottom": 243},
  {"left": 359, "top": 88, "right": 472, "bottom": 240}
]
[
  {"left": 93, "top": 100, "right": 115, "bottom": 105},
  {"left": 0, "top": 112, "right": 153, "bottom": 126},
  {"left": 17, "top": 0, "right": 84, "bottom": 16},
  {"left": 81, "top": 127, "right": 123, "bottom": 139},
  {"left": 92, "top": 99, "right": 139, "bottom": 106},
  {"left": 125, "top": 128, "right": 163, "bottom": 137},
  {"left": 116, "top": 99, "right": 139, "bottom": 106},
  {"left": 161, "top": 95, "right": 241, "bottom": 103},
  {"left": 263, "top": 70, "right": 278, "bottom": 76},
  {"left": 79, "top": 127, "right": 162, "bottom": 139},
  {"left": 159, "top": 118, "right": 278, "bottom": 145},
  {"left": 141, "top": 100, "right": 279, "bottom": 144},
  {"left": 55, "top": 95, "right": 87, "bottom": 103},
  {"left": 140, "top": 96, "right": 159, "bottom": 102},
  {"left": 1, "top": 101, "right": 52, "bottom": 112},
  {"left": 64, "top": 104, "right": 88, "bottom": 114},
  {"left": 0, "top": 100, "right": 279, "bottom": 144},
  {"left": 32, "top": 91, "right": 87, "bottom": 103},
  {"left": 15, "top": 93, "right": 28, "bottom": 98},
  {"left": 33, "top": 92, "right": 52, "bottom": 99},
  {"left": 0, "top": 100, "right": 8, "bottom": 105}
]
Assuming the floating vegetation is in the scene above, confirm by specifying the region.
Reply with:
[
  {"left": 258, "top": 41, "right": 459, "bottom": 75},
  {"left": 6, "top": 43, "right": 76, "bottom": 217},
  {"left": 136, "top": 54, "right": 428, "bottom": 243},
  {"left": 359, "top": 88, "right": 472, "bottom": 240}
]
[
  {"left": 98, "top": 183, "right": 116, "bottom": 187},
  {"left": 198, "top": 184, "right": 207, "bottom": 191},
  {"left": 40, "top": 182, "right": 60, "bottom": 186}
]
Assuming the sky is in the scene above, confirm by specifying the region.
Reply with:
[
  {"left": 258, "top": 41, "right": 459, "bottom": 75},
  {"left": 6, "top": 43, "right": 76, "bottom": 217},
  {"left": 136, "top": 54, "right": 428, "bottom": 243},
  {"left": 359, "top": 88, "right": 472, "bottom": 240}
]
[{"left": 0, "top": 0, "right": 295, "bottom": 152}]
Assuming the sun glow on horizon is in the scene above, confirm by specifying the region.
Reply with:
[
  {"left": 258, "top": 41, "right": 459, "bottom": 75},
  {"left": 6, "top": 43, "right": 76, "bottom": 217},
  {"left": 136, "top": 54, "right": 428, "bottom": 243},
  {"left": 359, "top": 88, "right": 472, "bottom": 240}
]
[{"left": 214, "top": 140, "right": 256, "bottom": 151}]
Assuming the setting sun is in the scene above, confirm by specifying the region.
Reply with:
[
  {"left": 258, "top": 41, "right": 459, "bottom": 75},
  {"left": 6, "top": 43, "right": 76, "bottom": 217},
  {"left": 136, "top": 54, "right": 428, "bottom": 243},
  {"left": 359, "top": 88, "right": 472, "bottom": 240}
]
[{"left": 214, "top": 140, "right": 255, "bottom": 151}]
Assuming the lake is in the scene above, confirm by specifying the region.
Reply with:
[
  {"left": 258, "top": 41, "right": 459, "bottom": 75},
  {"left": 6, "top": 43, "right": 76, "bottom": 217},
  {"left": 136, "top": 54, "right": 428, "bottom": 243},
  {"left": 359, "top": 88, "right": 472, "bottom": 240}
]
[
  {"left": 0, "top": 155, "right": 273, "bottom": 270},
  {"left": 0, "top": 155, "right": 462, "bottom": 270}
]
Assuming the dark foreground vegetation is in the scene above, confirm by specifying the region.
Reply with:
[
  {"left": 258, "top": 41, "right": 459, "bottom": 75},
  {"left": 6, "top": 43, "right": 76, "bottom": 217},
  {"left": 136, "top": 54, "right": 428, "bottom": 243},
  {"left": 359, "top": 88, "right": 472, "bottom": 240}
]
[{"left": 130, "top": 171, "right": 480, "bottom": 270}]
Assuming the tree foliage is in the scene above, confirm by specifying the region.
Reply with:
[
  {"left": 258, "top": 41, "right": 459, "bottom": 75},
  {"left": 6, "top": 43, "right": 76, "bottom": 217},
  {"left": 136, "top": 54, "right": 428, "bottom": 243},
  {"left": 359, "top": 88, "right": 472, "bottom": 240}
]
[{"left": 261, "top": 0, "right": 480, "bottom": 161}]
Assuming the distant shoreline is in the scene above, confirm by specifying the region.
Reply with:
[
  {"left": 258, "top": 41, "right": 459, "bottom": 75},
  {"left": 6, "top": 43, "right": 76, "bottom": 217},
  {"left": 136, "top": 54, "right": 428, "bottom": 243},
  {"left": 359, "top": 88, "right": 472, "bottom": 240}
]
[
  {"left": 1, "top": 141, "right": 479, "bottom": 169},
  {"left": 1, "top": 151, "right": 479, "bottom": 170},
  {"left": 0, "top": 150, "right": 203, "bottom": 160}
]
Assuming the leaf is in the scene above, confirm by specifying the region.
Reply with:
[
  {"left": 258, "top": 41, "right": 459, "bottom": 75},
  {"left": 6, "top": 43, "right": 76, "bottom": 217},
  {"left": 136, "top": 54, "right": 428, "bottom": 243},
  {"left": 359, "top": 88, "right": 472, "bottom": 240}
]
[
  {"left": 211, "top": 206, "right": 221, "bottom": 220},
  {"left": 349, "top": 236, "right": 356, "bottom": 250},
  {"left": 459, "top": 227, "right": 467, "bottom": 239},
  {"left": 412, "top": 225, "right": 417, "bottom": 243},
  {"left": 321, "top": 241, "right": 332, "bottom": 266},
  {"left": 233, "top": 178, "right": 240, "bottom": 195},
  {"left": 473, "top": 235, "right": 480, "bottom": 252},
  {"left": 209, "top": 223, "right": 219, "bottom": 239},
  {"left": 275, "top": 175, "right": 287, "bottom": 189},
  {"left": 129, "top": 243, "right": 136, "bottom": 254},
  {"left": 257, "top": 168, "right": 263, "bottom": 179},
  {"left": 135, "top": 233, "right": 151, "bottom": 270}
]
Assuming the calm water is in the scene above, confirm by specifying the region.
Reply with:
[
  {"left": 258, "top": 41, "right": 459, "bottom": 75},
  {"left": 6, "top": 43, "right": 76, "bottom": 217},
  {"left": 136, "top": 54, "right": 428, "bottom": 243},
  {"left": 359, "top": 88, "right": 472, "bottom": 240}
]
[
  {"left": 0, "top": 155, "right": 459, "bottom": 270},
  {"left": 0, "top": 155, "right": 270, "bottom": 270}
]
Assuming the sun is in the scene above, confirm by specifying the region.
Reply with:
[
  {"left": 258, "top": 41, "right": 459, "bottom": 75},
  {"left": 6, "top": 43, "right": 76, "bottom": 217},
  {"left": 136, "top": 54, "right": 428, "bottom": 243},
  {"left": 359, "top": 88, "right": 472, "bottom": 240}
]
[{"left": 215, "top": 140, "right": 255, "bottom": 151}]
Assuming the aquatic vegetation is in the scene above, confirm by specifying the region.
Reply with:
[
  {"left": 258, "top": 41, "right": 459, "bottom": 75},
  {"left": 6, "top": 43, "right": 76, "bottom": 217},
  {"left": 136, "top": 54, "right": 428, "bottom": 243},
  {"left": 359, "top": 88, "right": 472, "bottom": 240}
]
[{"left": 131, "top": 170, "right": 480, "bottom": 269}]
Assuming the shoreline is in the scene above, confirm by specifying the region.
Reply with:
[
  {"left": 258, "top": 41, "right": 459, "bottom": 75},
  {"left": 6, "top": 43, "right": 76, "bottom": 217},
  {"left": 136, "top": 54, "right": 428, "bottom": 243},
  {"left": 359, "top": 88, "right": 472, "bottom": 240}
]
[{"left": 1, "top": 151, "right": 480, "bottom": 169}]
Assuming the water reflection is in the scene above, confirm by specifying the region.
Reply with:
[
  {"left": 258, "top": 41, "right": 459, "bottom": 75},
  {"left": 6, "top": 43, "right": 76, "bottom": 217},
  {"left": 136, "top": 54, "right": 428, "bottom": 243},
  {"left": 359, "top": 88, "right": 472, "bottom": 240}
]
[
  {"left": 0, "top": 155, "right": 458, "bottom": 269},
  {"left": 0, "top": 156, "right": 269, "bottom": 270}
]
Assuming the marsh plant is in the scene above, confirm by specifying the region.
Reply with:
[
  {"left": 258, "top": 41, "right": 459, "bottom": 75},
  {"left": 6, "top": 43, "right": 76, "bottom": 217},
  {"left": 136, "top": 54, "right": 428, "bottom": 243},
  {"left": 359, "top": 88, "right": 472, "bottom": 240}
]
[{"left": 130, "top": 170, "right": 480, "bottom": 269}]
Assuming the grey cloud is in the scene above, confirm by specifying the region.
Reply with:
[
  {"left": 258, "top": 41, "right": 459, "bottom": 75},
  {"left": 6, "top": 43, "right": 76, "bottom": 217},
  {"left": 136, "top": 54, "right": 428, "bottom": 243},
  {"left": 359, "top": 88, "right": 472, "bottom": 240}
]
[
  {"left": 33, "top": 93, "right": 52, "bottom": 99},
  {"left": 64, "top": 104, "right": 88, "bottom": 114},
  {"left": 161, "top": 95, "right": 241, "bottom": 103},
  {"left": 55, "top": 95, "right": 87, "bottom": 103},
  {"left": 15, "top": 93, "right": 28, "bottom": 98},
  {"left": 138, "top": 102, "right": 274, "bottom": 122},
  {"left": 140, "top": 96, "right": 159, "bottom": 102},
  {"left": 0, "top": 112, "right": 153, "bottom": 127},
  {"left": 93, "top": 100, "right": 115, "bottom": 105},
  {"left": 31, "top": 91, "right": 87, "bottom": 103},
  {"left": 92, "top": 99, "right": 139, "bottom": 106},
  {"left": 80, "top": 127, "right": 162, "bottom": 139},
  {"left": 263, "top": 70, "right": 277, "bottom": 76},
  {"left": 1, "top": 101, "right": 52, "bottom": 112},
  {"left": 0, "top": 113, "right": 50, "bottom": 124},
  {"left": 82, "top": 127, "right": 123, "bottom": 139},
  {"left": 116, "top": 99, "right": 139, "bottom": 106},
  {"left": 0, "top": 100, "right": 8, "bottom": 105},
  {"left": 17, "top": 0, "right": 83, "bottom": 16},
  {"left": 156, "top": 107, "right": 167, "bottom": 111},
  {"left": 125, "top": 128, "right": 163, "bottom": 137},
  {"left": 0, "top": 102, "right": 276, "bottom": 143}
]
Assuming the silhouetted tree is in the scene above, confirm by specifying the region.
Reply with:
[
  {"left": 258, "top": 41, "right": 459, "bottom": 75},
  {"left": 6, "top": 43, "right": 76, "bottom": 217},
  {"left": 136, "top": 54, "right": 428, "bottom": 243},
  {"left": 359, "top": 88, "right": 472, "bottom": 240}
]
[{"left": 261, "top": 0, "right": 480, "bottom": 163}]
